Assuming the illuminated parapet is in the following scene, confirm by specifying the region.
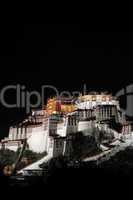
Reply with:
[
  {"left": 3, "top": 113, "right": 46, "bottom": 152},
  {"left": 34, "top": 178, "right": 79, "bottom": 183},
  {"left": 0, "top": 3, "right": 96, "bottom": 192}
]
[
  {"left": 46, "top": 97, "right": 76, "bottom": 115},
  {"left": 76, "top": 94, "right": 119, "bottom": 110}
]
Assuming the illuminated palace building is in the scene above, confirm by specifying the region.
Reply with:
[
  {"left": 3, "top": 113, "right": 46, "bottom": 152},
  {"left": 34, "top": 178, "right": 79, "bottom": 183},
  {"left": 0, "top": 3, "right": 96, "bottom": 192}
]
[{"left": 0, "top": 92, "right": 132, "bottom": 159}]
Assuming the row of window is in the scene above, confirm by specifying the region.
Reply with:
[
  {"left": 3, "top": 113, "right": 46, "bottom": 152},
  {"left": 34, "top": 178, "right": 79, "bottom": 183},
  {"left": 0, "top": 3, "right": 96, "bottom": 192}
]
[
  {"left": 68, "top": 117, "right": 77, "bottom": 126},
  {"left": 55, "top": 140, "right": 63, "bottom": 149},
  {"left": 78, "top": 110, "right": 93, "bottom": 118},
  {"left": 99, "top": 107, "right": 113, "bottom": 118}
]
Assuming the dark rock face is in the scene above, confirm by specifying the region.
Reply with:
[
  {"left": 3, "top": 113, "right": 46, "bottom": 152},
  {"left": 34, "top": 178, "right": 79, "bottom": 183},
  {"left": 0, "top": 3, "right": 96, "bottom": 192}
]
[
  {"left": 2, "top": 147, "right": 133, "bottom": 191},
  {"left": 70, "top": 132, "right": 98, "bottom": 159},
  {"left": 99, "top": 147, "right": 133, "bottom": 176}
]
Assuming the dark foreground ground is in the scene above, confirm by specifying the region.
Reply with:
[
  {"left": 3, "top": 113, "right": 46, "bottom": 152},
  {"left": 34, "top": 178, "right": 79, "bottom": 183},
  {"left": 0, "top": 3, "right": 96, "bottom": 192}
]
[{"left": 1, "top": 147, "right": 133, "bottom": 196}]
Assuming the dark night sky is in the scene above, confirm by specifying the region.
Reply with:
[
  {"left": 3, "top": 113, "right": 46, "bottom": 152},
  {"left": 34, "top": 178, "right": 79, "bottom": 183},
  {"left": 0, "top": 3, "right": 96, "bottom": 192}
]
[{"left": 0, "top": 24, "right": 133, "bottom": 138}]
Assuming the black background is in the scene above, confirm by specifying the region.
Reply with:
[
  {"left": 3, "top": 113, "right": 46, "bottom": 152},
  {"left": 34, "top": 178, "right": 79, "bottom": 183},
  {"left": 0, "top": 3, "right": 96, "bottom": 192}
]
[{"left": 0, "top": 24, "right": 133, "bottom": 139}]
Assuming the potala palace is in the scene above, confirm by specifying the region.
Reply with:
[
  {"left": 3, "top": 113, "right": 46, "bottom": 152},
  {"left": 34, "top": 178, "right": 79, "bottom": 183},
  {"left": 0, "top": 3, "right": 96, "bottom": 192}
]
[
  {"left": 0, "top": 92, "right": 132, "bottom": 159},
  {"left": 1, "top": 91, "right": 133, "bottom": 175}
]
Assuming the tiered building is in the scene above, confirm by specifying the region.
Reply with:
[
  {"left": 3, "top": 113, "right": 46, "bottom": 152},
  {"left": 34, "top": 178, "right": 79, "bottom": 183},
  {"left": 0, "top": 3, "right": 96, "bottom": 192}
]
[{"left": 0, "top": 93, "right": 131, "bottom": 158}]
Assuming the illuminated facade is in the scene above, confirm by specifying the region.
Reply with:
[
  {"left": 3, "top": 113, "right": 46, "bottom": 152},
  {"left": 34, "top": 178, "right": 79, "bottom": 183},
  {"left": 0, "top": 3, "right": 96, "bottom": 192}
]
[
  {"left": 46, "top": 97, "right": 76, "bottom": 115},
  {"left": 0, "top": 93, "right": 129, "bottom": 156}
]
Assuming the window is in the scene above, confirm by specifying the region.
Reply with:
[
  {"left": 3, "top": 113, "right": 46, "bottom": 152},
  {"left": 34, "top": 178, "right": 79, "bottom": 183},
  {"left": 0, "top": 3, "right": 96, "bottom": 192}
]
[
  {"left": 92, "top": 96, "right": 96, "bottom": 101},
  {"left": 68, "top": 117, "right": 70, "bottom": 125},
  {"left": 50, "top": 138, "right": 53, "bottom": 148},
  {"left": 55, "top": 140, "right": 62, "bottom": 149},
  {"left": 71, "top": 118, "right": 73, "bottom": 126}
]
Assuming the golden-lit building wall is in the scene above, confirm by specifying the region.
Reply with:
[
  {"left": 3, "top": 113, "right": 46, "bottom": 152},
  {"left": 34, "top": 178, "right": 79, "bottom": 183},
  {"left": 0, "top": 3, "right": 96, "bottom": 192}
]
[
  {"left": 78, "top": 95, "right": 113, "bottom": 102},
  {"left": 46, "top": 98, "right": 58, "bottom": 114},
  {"left": 61, "top": 104, "right": 76, "bottom": 113},
  {"left": 46, "top": 98, "right": 76, "bottom": 114}
]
